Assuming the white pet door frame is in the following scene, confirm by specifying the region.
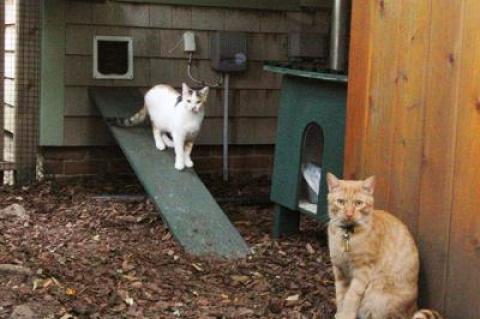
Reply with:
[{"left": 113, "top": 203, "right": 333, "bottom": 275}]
[{"left": 93, "top": 35, "right": 133, "bottom": 80}]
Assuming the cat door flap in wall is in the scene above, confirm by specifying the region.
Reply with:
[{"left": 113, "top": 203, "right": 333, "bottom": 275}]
[{"left": 93, "top": 36, "right": 133, "bottom": 80}]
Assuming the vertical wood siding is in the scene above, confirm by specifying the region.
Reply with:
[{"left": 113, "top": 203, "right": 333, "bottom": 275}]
[{"left": 345, "top": 1, "right": 480, "bottom": 318}]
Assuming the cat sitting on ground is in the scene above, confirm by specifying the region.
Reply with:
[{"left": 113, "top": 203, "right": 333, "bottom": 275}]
[
  {"left": 326, "top": 173, "right": 443, "bottom": 319},
  {"left": 109, "top": 83, "right": 209, "bottom": 170}
]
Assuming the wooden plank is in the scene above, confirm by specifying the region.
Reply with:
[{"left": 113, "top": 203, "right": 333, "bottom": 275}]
[
  {"left": 89, "top": 87, "right": 249, "bottom": 258},
  {"left": 64, "top": 27, "right": 289, "bottom": 61},
  {"left": 343, "top": 0, "right": 372, "bottom": 180},
  {"left": 40, "top": 0, "right": 65, "bottom": 145},
  {"left": 64, "top": 87, "right": 99, "bottom": 117},
  {"left": 361, "top": 0, "right": 402, "bottom": 208},
  {"left": 64, "top": 55, "right": 151, "bottom": 87},
  {"left": 65, "top": 0, "right": 93, "bottom": 24},
  {"left": 92, "top": 2, "right": 149, "bottom": 27},
  {"left": 64, "top": 86, "right": 280, "bottom": 117},
  {"left": 64, "top": 56, "right": 282, "bottom": 89},
  {"left": 63, "top": 116, "right": 277, "bottom": 146},
  {"left": 191, "top": 7, "right": 225, "bottom": 30},
  {"left": 260, "top": 11, "right": 287, "bottom": 33},
  {"left": 149, "top": 60, "right": 282, "bottom": 90},
  {"left": 445, "top": 1, "right": 480, "bottom": 317},
  {"left": 63, "top": 117, "right": 115, "bottom": 146},
  {"left": 65, "top": 24, "right": 94, "bottom": 56},
  {"left": 299, "top": 0, "right": 331, "bottom": 9},
  {"left": 118, "top": 0, "right": 306, "bottom": 11},
  {"left": 417, "top": 0, "right": 465, "bottom": 312},
  {"left": 248, "top": 33, "right": 288, "bottom": 62},
  {"left": 156, "top": 29, "right": 209, "bottom": 59},
  {"left": 264, "top": 65, "right": 347, "bottom": 82},
  {"left": 387, "top": 0, "right": 431, "bottom": 234},
  {"left": 225, "top": 9, "right": 261, "bottom": 32}
]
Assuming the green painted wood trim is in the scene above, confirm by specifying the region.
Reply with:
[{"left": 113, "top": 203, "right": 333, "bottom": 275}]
[
  {"left": 116, "top": 0, "right": 312, "bottom": 11},
  {"left": 40, "top": 0, "right": 65, "bottom": 146},
  {"left": 263, "top": 64, "right": 349, "bottom": 83}
]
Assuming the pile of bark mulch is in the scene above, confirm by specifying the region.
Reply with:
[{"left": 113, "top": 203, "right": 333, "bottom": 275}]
[{"left": 0, "top": 176, "right": 335, "bottom": 319}]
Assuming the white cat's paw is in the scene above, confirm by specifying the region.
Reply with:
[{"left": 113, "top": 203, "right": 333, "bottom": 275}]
[
  {"left": 156, "top": 144, "right": 166, "bottom": 151},
  {"left": 175, "top": 162, "right": 185, "bottom": 170},
  {"left": 185, "top": 159, "right": 194, "bottom": 168}
]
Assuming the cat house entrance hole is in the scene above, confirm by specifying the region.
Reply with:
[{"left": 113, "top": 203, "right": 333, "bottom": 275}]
[
  {"left": 93, "top": 36, "right": 133, "bottom": 79},
  {"left": 299, "top": 123, "right": 324, "bottom": 215}
]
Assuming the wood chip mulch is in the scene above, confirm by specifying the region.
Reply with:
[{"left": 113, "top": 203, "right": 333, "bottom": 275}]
[{"left": 0, "top": 176, "right": 335, "bottom": 319}]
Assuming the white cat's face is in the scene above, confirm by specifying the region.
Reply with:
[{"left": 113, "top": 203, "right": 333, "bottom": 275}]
[{"left": 182, "top": 83, "right": 209, "bottom": 113}]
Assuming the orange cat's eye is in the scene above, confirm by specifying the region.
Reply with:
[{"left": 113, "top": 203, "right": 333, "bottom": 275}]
[
  {"left": 354, "top": 200, "right": 363, "bottom": 206},
  {"left": 337, "top": 198, "right": 346, "bottom": 205}
]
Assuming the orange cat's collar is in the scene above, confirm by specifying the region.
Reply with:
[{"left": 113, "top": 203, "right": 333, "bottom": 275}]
[{"left": 339, "top": 224, "right": 355, "bottom": 234}]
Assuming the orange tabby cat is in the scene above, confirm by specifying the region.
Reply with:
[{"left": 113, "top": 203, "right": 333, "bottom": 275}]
[{"left": 326, "top": 173, "right": 443, "bottom": 319}]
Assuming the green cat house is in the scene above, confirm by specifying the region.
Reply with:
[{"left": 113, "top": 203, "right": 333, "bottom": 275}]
[{"left": 264, "top": 64, "right": 347, "bottom": 237}]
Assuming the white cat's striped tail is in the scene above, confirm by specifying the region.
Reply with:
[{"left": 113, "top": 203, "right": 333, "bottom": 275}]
[
  {"left": 412, "top": 309, "right": 443, "bottom": 319},
  {"left": 106, "top": 105, "right": 147, "bottom": 127}
]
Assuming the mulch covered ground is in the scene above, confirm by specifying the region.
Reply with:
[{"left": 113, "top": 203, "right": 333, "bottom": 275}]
[{"left": 0, "top": 175, "right": 335, "bottom": 319}]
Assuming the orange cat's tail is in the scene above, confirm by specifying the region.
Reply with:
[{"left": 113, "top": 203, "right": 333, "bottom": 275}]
[{"left": 412, "top": 309, "right": 443, "bottom": 319}]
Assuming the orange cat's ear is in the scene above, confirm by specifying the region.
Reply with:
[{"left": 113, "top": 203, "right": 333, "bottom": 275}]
[
  {"left": 362, "top": 176, "right": 376, "bottom": 194},
  {"left": 326, "top": 172, "right": 341, "bottom": 192}
]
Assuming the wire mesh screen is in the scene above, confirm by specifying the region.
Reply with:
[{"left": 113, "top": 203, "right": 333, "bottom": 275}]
[{"left": 1, "top": 0, "right": 40, "bottom": 185}]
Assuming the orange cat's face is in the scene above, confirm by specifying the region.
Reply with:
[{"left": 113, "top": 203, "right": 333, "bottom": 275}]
[{"left": 326, "top": 173, "right": 375, "bottom": 227}]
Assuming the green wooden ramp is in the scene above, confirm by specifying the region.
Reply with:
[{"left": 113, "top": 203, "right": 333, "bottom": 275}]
[{"left": 89, "top": 87, "right": 249, "bottom": 259}]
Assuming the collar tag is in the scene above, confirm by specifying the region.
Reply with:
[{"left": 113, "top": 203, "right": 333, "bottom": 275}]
[{"left": 342, "top": 232, "right": 351, "bottom": 252}]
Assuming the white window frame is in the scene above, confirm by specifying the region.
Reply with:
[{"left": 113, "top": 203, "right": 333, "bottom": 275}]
[{"left": 93, "top": 35, "right": 133, "bottom": 80}]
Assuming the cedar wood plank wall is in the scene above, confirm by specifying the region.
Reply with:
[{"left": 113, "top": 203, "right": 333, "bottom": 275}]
[
  {"left": 63, "top": 1, "right": 331, "bottom": 146},
  {"left": 345, "top": 1, "right": 480, "bottom": 318}
]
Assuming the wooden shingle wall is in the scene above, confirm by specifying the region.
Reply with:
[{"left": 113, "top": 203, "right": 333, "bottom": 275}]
[
  {"left": 345, "top": 1, "right": 480, "bottom": 318},
  {"left": 63, "top": 1, "right": 330, "bottom": 145}
]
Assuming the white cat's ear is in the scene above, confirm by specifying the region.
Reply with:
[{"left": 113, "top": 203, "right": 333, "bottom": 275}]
[
  {"left": 182, "top": 83, "right": 190, "bottom": 96},
  {"left": 327, "top": 172, "right": 341, "bottom": 192},
  {"left": 362, "top": 176, "right": 376, "bottom": 194},
  {"left": 199, "top": 86, "right": 209, "bottom": 97}
]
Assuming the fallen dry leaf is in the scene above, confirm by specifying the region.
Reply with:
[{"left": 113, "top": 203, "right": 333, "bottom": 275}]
[
  {"left": 231, "top": 275, "right": 250, "bottom": 284},
  {"left": 192, "top": 263, "right": 204, "bottom": 272},
  {"left": 65, "top": 287, "right": 77, "bottom": 296},
  {"left": 285, "top": 294, "right": 300, "bottom": 306},
  {"left": 306, "top": 243, "right": 315, "bottom": 254},
  {"left": 125, "top": 296, "right": 134, "bottom": 306}
]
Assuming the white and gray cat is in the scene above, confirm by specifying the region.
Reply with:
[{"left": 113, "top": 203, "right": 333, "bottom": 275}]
[{"left": 110, "top": 83, "right": 209, "bottom": 170}]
